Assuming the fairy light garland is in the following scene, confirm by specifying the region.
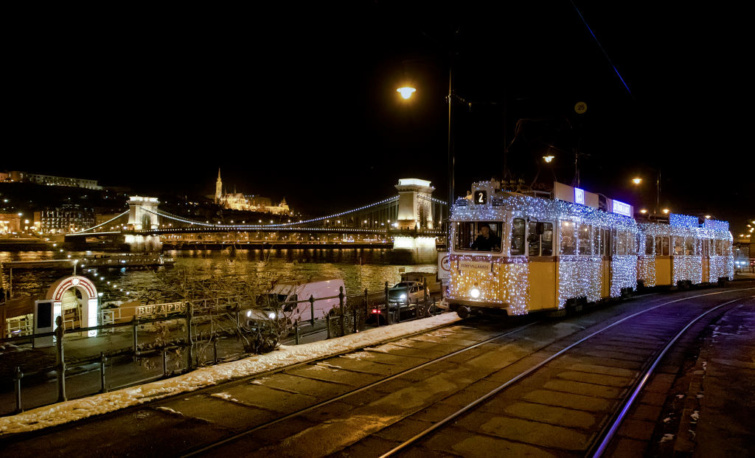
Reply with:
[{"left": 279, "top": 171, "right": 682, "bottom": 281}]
[
  {"left": 449, "top": 184, "right": 639, "bottom": 314},
  {"left": 639, "top": 220, "right": 733, "bottom": 285}
]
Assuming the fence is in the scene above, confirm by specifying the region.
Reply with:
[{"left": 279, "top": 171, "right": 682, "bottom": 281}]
[{"left": 0, "top": 284, "right": 443, "bottom": 416}]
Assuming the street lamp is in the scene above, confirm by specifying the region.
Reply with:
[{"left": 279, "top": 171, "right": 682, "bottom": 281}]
[
  {"left": 631, "top": 169, "right": 662, "bottom": 218},
  {"left": 397, "top": 60, "right": 457, "bottom": 211},
  {"left": 397, "top": 87, "right": 416, "bottom": 99}
]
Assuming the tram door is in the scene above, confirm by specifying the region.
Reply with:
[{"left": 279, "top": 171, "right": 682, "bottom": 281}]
[
  {"left": 595, "top": 227, "right": 611, "bottom": 299},
  {"left": 655, "top": 236, "right": 672, "bottom": 286},
  {"left": 527, "top": 221, "right": 556, "bottom": 310}
]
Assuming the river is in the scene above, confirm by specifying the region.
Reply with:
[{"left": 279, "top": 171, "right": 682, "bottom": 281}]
[{"left": 1, "top": 248, "right": 438, "bottom": 305}]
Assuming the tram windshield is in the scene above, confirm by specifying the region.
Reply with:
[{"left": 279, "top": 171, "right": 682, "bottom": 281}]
[{"left": 455, "top": 221, "right": 502, "bottom": 252}]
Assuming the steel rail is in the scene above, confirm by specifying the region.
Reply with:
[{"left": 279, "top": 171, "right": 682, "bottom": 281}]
[
  {"left": 379, "top": 287, "right": 755, "bottom": 457},
  {"left": 591, "top": 295, "right": 753, "bottom": 457},
  {"left": 181, "top": 321, "right": 538, "bottom": 457}
]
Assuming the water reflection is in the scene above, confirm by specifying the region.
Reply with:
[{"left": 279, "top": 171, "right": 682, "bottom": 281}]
[{"left": 1, "top": 248, "right": 436, "bottom": 305}]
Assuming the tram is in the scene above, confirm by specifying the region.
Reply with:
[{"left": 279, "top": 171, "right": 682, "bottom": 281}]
[
  {"left": 446, "top": 181, "right": 734, "bottom": 318},
  {"left": 637, "top": 215, "right": 733, "bottom": 289}
]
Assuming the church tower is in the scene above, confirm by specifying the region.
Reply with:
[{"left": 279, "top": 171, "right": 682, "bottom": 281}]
[{"left": 215, "top": 169, "right": 223, "bottom": 204}]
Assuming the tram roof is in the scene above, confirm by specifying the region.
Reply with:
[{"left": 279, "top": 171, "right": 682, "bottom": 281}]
[{"left": 451, "top": 190, "right": 637, "bottom": 229}]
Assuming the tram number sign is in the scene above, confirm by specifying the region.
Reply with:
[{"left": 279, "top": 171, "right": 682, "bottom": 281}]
[{"left": 473, "top": 190, "right": 488, "bottom": 205}]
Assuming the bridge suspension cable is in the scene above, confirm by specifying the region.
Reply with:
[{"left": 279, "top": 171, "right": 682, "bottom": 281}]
[
  {"left": 76, "top": 210, "right": 130, "bottom": 233},
  {"left": 140, "top": 197, "right": 400, "bottom": 230}
]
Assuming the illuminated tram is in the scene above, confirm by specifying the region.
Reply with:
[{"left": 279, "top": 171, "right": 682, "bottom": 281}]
[
  {"left": 446, "top": 181, "right": 733, "bottom": 318},
  {"left": 637, "top": 215, "right": 733, "bottom": 288}
]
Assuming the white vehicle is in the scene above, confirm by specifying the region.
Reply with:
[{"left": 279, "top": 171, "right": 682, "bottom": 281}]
[
  {"left": 247, "top": 277, "right": 346, "bottom": 326},
  {"left": 387, "top": 281, "right": 426, "bottom": 307},
  {"left": 400, "top": 271, "right": 441, "bottom": 294}
]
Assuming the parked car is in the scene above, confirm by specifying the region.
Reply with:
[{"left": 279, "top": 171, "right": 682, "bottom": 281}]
[{"left": 387, "top": 281, "right": 426, "bottom": 308}]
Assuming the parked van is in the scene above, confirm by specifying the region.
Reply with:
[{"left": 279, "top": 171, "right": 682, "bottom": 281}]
[{"left": 247, "top": 277, "right": 346, "bottom": 326}]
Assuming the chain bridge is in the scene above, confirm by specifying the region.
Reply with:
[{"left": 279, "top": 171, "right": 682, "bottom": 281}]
[{"left": 65, "top": 179, "right": 448, "bottom": 262}]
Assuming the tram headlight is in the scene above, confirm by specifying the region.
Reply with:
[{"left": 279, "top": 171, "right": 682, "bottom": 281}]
[
  {"left": 469, "top": 287, "right": 481, "bottom": 299},
  {"left": 399, "top": 293, "right": 407, "bottom": 300}
]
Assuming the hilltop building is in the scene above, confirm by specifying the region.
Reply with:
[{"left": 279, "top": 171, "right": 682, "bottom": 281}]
[
  {"left": 1, "top": 171, "right": 101, "bottom": 190},
  {"left": 213, "top": 169, "right": 291, "bottom": 216}
]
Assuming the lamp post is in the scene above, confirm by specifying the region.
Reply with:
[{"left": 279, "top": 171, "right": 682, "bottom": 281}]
[
  {"left": 397, "top": 66, "right": 456, "bottom": 211},
  {"left": 632, "top": 168, "right": 662, "bottom": 218}
]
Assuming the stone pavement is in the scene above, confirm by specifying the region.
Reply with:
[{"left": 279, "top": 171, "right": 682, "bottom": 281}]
[{"left": 674, "top": 295, "right": 755, "bottom": 457}]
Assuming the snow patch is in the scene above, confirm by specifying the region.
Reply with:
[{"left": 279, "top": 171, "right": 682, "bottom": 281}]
[{"left": 0, "top": 312, "right": 460, "bottom": 435}]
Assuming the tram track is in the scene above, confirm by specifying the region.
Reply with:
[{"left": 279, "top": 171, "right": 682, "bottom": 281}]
[
  {"left": 178, "top": 288, "right": 752, "bottom": 457},
  {"left": 181, "top": 320, "right": 539, "bottom": 457},
  {"left": 375, "top": 288, "right": 755, "bottom": 457},
  {"left": 3, "top": 285, "right": 752, "bottom": 457}
]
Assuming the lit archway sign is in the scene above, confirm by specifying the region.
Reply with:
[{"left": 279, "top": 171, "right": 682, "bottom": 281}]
[{"left": 46, "top": 275, "right": 99, "bottom": 337}]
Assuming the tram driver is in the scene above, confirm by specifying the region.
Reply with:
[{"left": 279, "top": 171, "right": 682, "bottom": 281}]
[{"left": 471, "top": 223, "right": 501, "bottom": 251}]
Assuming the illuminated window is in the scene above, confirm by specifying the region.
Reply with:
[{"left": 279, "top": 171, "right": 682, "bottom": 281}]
[
  {"left": 560, "top": 220, "right": 576, "bottom": 255},
  {"left": 528, "top": 221, "right": 553, "bottom": 256},
  {"left": 455, "top": 221, "right": 502, "bottom": 253},
  {"left": 656, "top": 236, "right": 670, "bottom": 256},
  {"left": 578, "top": 223, "right": 592, "bottom": 255},
  {"left": 510, "top": 218, "right": 526, "bottom": 255},
  {"left": 684, "top": 237, "right": 695, "bottom": 256}
]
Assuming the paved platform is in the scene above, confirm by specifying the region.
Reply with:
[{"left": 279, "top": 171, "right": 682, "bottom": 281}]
[{"left": 673, "top": 294, "right": 755, "bottom": 456}]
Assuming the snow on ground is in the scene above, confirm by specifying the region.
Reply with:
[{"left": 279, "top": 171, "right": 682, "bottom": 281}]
[{"left": 0, "top": 313, "right": 461, "bottom": 435}]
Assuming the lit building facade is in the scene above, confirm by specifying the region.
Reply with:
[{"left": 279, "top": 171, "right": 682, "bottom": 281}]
[
  {"left": 214, "top": 169, "right": 291, "bottom": 215},
  {"left": 37, "top": 204, "right": 95, "bottom": 234},
  {"left": 3, "top": 171, "right": 101, "bottom": 190},
  {"left": 0, "top": 213, "right": 22, "bottom": 234}
]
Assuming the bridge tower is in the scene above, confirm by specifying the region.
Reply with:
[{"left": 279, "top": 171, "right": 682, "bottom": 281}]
[
  {"left": 392, "top": 179, "right": 438, "bottom": 264},
  {"left": 126, "top": 196, "right": 162, "bottom": 252},
  {"left": 395, "top": 178, "right": 435, "bottom": 230},
  {"left": 128, "top": 196, "right": 160, "bottom": 230}
]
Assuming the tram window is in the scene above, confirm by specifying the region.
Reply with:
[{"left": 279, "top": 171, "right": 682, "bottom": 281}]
[
  {"left": 560, "top": 221, "right": 576, "bottom": 255},
  {"left": 542, "top": 223, "right": 553, "bottom": 255},
  {"left": 715, "top": 239, "right": 723, "bottom": 256},
  {"left": 595, "top": 228, "right": 610, "bottom": 256},
  {"left": 593, "top": 227, "right": 600, "bottom": 255},
  {"left": 684, "top": 237, "right": 695, "bottom": 255},
  {"left": 673, "top": 236, "right": 684, "bottom": 256},
  {"left": 511, "top": 218, "right": 526, "bottom": 255},
  {"left": 658, "top": 236, "right": 670, "bottom": 256},
  {"left": 645, "top": 235, "right": 654, "bottom": 255},
  {"left": 455, "top": 221, "right": 502, "bottom": 252},
  {"left": 528, "top": 222, "right": 540, "bottom": 256},
  {"left": 527, "top": 221, "right": 553, "bottom": 256},
  {"left": 615, "top": 231, "right": 627, "bottom": 255},
  {"left": 578, "top": 224, "right": 592, "bottom": 255}
]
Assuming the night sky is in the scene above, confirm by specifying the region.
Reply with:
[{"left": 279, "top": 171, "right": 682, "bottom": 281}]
[{"left": 6, "top": 2, "right": 753, "bottom": 230}]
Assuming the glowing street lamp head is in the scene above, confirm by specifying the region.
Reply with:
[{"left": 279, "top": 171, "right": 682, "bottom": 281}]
[
  {"left": 632, "top": 177, "right": 642, "bottom": 185},
  {"left": 397, "top": 87, "right": 416, "bottom": 100},
  {"left": 543, "top": 155, "right": 555, "bottom": 163}
]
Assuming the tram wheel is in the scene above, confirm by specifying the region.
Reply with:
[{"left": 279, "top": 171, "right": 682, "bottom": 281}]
[{"left": 456, "top": 306, "right": 471, "bottom": 319}]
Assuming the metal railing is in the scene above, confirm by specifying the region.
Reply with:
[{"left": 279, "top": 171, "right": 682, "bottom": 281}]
[{"left": 0, "top": 286, "right": 444, "bottom": 417}]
